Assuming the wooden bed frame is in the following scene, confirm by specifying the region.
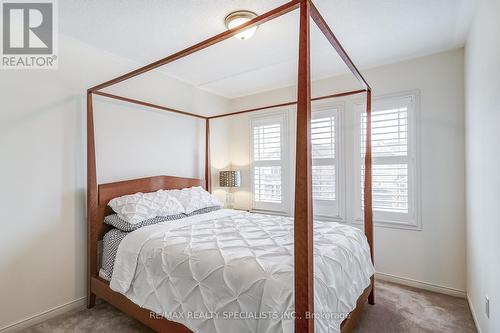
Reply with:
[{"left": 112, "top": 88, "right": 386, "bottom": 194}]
[{"left": 87, "top": 1, "right": 374, "bottom": 332}]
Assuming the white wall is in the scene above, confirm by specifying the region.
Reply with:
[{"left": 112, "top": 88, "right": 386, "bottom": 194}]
[
  {"left": 465, "top": 0, "right": 500, "bottom": 331},
  {"left": 0, "top": 35, "right": 229, "bottom": 330},
  {"left": 226, "top": 49, "right": 466, "bottom": 294},
  {"left": 209, "top": 117, "right": 233, "bottom": 203}
]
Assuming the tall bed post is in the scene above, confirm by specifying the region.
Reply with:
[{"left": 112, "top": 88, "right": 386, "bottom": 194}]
[
  {"left": 308, "top": 0, "right": 375, "bottom": 305},
  {"left": 364, "top": 89, "right": 375, "bottom": 305},
  {"left": 86, "top": 91, "right": 98, "bottom": 308},
  {"left": 294, "top": 0, "right": 314, "bottom": 332},
  {"left": 205, "top": 118, "right": 211, "bottom": 192}
]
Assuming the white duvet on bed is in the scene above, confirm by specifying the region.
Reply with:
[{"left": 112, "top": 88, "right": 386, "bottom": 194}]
[{"left": 110, "top": 209, "right": 374, "bottom": 333}]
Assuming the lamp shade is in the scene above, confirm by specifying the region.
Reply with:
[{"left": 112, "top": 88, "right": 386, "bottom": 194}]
[{"left": 219, "top": 170, "right": 241, "bottom": 188}]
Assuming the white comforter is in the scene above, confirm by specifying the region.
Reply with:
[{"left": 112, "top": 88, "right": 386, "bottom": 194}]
[{"left": 111, "top": 209, "right": 374, "bottom": 333}]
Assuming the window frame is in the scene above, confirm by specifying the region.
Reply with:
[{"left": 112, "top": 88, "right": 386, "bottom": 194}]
[
  {"left": 311, "top": 102, "right": 345, "bottom": 221},
  {"left": 352, "top": 90, "right": 421, "bottom": 230},
  {"left": 250, "top": 111, "right": 291, "bottom": 214}
]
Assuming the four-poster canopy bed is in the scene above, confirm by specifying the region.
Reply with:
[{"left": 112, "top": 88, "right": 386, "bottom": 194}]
[{"left": 86, "top": 0, "right": 374, "bottom": 332}]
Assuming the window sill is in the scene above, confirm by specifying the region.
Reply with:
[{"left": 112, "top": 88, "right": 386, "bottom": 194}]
[
  {"left": 351, "top": 218, "right": 422, "bottom": 231},
  {"left": 313, "top": 215, "right": 345, "bottom": 223},
  {"left": 250, "top": 210, "right": 345, "bottom": 223},
  {"left": 248, "top": 209, "right": 420, "bottom": 231}
]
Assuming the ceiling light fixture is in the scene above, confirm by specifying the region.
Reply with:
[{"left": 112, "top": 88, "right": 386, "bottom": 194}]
[{"left": 224, "top": 10, "right": 258, "bottom": 40}]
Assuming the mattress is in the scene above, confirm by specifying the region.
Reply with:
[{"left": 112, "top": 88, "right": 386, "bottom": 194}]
[{"left": 109, "top": 209, "right": 374, "bottom": 333}]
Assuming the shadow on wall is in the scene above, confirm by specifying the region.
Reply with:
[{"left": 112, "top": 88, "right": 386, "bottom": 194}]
[{"left": 0, "top": 94, "right": 87, "bottom": 330}]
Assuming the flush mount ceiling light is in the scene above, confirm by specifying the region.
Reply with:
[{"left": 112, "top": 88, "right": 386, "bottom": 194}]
[{"left": 224, "top": 10, "right": 258, "bottom": 40}]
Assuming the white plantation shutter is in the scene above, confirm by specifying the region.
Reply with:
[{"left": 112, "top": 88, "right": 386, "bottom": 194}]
[
  {"left": 254, "top": 166, "right": 281, "bottom": 203},
  {"left": 358, "top": 94, "right": 417, "bottom": 225},
  {"left": 251, "top": 114, "right": 288, "bottom": 212},
  {"left": 247, "top": 93, "right": 418, "bottom": 228},
  {"left": 311, "top": 108, "right": 340, "bottom": 217},
  {"left": 254, "top": 124, "right": 281, "bottom": 161}
]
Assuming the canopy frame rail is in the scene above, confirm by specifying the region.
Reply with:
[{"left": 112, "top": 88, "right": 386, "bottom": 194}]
[
  {"left": 91, "top": 89, "right": 367, "bottom": 120},
  {"left": 86, "top": 1, "right": 374, "bottom": 332}
]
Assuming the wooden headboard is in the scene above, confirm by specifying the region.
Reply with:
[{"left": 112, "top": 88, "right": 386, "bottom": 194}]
[
  {"left": 98, "top": 175, "right": 205, "bottom": 209},
  {"left": 88, "top": 175, "right": 205, "bottom": 288}
]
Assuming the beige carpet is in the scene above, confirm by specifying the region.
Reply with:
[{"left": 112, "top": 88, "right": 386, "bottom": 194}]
[
  {"left": 22, "top": 280, "right": 476, "bottom": 333},
  {"left": 353, "top": 281, "right": 476, "bottom": 333}
]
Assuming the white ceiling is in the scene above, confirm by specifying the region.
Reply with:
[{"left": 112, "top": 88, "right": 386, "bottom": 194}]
[{"left": 61, "top": 0, "right": 477, "bottom": 99}]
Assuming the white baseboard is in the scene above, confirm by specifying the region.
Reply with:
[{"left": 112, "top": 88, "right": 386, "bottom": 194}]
[
  {"left": 0, "top": 297, "right": 86, "bottom": 333},
  {"left": 467, "top": 294, "right": 482, "bottom": 333},
  {"left": 375, "top": 272, "right": 466, "bottom": 298}
]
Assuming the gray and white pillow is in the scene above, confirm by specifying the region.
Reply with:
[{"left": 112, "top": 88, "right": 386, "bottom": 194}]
[
  {"left": 108, "top": 190, "right": 185, "bottom": 224},
  {"left": 104, "top": 213, "right": 186, "bottom": 232},
  {"left": 166, "top": 186, "right": 222, "bottom": 214}
]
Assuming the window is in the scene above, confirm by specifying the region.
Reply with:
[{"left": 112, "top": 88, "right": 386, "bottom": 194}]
[
  {"left": 356, "top": 93, "right": 418, "bottom": 227},
  {"left": 311, "top": 107, "right": 341, "bottom": 218},
  {"left": 247, "top": 91, "right": 419, "bottom": 229},
  {"left": 251, "top": 113, "right": 289, "bottom": 213}
]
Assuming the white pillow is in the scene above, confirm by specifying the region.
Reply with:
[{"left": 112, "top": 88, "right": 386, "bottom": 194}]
[
  {"left": 166, "top": 186, "right": 222, "bottom": 214},
  {"left": 108, "top": 190, "right": 185, "bottom": 225}
]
